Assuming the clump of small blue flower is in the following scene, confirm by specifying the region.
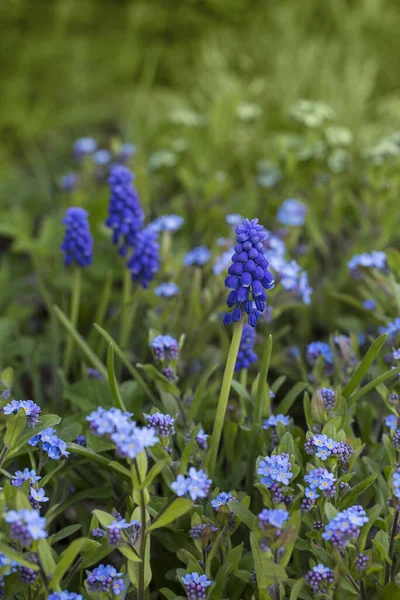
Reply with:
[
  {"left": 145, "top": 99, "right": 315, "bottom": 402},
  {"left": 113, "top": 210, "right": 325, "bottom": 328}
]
[
  {"left": 184, "top": 246, "right": 211, "bottom": 267},
  {"left": 146, "top": 412, "right": 175, "bottom": 437},
  {"left": 235, "top": 324, "right": 258, "bottom": 371},
  {"left": 348, "top": 250, "right": 387, "bottom": 277},
  {"left": 304, "top": 434, "right": 340, "bottom": 461},
  {"left": 226, "top": 214, "right": 243, "bottom": 226},
  {"left": 189, "top": 524, "right": 217, "bottom": 540},
  {"left": 390, "top": 392, "right": 399, "bottom": 405},
  {"left": 263, "top": 414, "right": 290, "bottom": 429},
  {"left": 306, "top": 341, "right": 333, "bottom": 371},
  {"left": 320, "top": 387, "right": 336, "bottom": 409},
  {"left": 60, "top": 172, "right": 79, "bottom": 192},
  {"left": 127, "top": 226, "right": 160, "bottom": 288},
  {"left": 181, "top": 572, "right": 212, "bottom": 600},
  {"left": 0, "top": 552, "right": 18, "bottom": 574},
  {"left": 19, "top": 554, "right": 38, "bottom": 584},
  {"left": 277, "top": 199, "right": 307, "bottom": 226},
  {"left": 211, "top": 492, "right": 234, "bottom": 511},
  {"left": 162, "top": 366, "right": 176, "bottom": 382},
  {"left": 92, "top": 149, "right": 111, "bottom": 165},
  {"left": 118, "top": 142, "right": 136, "bottom": 162},
  {"left": 155, "top": 282, "right": 180, "bottom": 297},
  {"left": 86, "top": 564, "right": 124, "bottom": 595},
  {"left": 393, "top": 348, "right": 400, "bottom": 360},
  {"left": 73, "top": 137, "right": 97, "bottom": 158},
  {"left": 356, "top": 553, "right": 369, "bottom": 572},
  {"left": 380, "top": 318, "right": 400, "bottom": 344},
  {"left": 149, "top": 214, "right": 184, "bottom": 233},
  {"left": 171, "top": 468, "right": 212, "bottom": 501},
  {"left": 3, "top": 399, "right": 41, "bottom": 426},
  {"left": 150, "top": 335, "right": 179, "bottom": 361},
  {"left": 28, "top": 428, "right": 69, "bottom": 459},
  {"left": 61, "top": 207, "right": 93, "bottom": 267},
  {"left": 106, "top": 519, "right": 139, "bottom": 544},
  {"left": 304, "top": 468, "right": 336, "bottom": 504},
  {"left": 322, "top": 505, "right": 369, "bottom": 548},
  {"left": 196, "top": 429, "right": 208, "bottom": 450},
  {"left": 74, "top": 434, "right": 87, "bottom": 447},
  {"left": 105, "top": 165, "right": 144, "bottom": 257},
  {"left": 257, "top": 453, "right": 293, "bottom": 489},
  {"left": 12, "top": 468, "right": 41, "bottom": 487},
  {"left": 392, "top": 469, "right": 400, "bottom": 502},
  {"left": 87, "top": 367, "right": 104, "bottom": 380},
  {"left": 258, "top": 508, "right": 289, "bottom": 534},
  {"left": 224, "top": 218, "right": 275, "bottom": 326},
  {"left": 29, "top": 487, "right": 49, "bottom": 509},
  {"left": 48, "top": 593, "right": 83, "bottom": 600},
  {"left": 213, "top": 248, "right": 234, "bottom": 275},
  {"left": 91, "top": 527, "right": 107, "bottom": 539},
  {"left": 364, "top": 299, "right": 376, "bottom": 310},
  {"left": 4, "top": 509, "right": 47, "bottom": 545},
  {"left": 305, "top": 564, "right": 334, "bottom": 594},
  {"left": 278, "top": 260, "right": 312, "bottom": 304},
  {"left": 385, "top": 414, "right": 398, "bottom": 429}
]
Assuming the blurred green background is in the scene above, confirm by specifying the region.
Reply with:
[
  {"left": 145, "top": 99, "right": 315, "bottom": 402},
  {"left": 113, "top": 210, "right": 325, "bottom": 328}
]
[{"left": 1, "top": 0, "right": 400, "bottom": 173}]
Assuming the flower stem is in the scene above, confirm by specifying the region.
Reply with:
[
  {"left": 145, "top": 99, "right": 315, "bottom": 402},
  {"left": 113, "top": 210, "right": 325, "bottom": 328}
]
[
  {"left": 0, "top": 445, "right": 9, "bottom": 468},
  {"left": 246, "top": 334, "right": 273, "bottom": 495},
  {"left": 63, "top": 267, "right": 82, "bottom": 374},
  {"left": 385, "top": 508, "right": 399, "bottom": 584},
  {"left": 120, "top": 268, "right": 133, "bottom": 351},
  {"left": 205, "top": 319, "right": 244, "bottom": 477},
  {"left": 134, "top": 460, "right": 147, "bottom": 600},
  {"left": 360, "top": 579, "right": 367, "bottom": 600}
]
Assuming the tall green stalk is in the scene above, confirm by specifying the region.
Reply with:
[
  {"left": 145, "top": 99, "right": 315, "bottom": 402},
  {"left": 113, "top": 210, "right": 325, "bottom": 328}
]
[
  {"left": 120, "top": 268, "right": 133, "bottom": 350},
  {"left": 63, "top": 267, "right": 82, "bottom": 374},
  {"left": 246, "top": 334, "right": 273, "bottom": 495},
  {"left": 206, "top": 318, "right": 244, "bottom": 477}
]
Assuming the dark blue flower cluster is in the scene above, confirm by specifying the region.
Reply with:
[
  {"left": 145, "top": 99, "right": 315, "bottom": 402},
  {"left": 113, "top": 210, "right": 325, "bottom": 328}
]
[
  {"left": 224, "top": 219, "right": 274, "bottom": 327},
  {"left": 235, "top": 324, "right": 258, "bottom": 371},
  {"left": 305, "top": 564, "right": 334, "bottom": 594},
  {"left": 322, "top": 505, "right": 368, "bottom": 548},
  {"left": 126, "top": 227, "right": 160, "bottom": 288},
  {"left": 181, "top": 572, "right": 212, "bottom": 600},
  {"left": 105, "top": 165, "right": 144, "bottom": 257},
  {"left": 61, "top": 207, "right": 93, "bottom": 267}
]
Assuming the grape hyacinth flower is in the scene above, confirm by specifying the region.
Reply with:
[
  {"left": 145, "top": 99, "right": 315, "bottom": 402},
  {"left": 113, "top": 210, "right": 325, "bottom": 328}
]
[
  {"left": 28, "top": 428, "right": 70, "bottom": 460},
  {"left": 263, "top": 414, "right": 290, "bottom": 430},
  {"left": 348, "top": 250, "right": 387, "bottom": 277},
  {"left": 73, "top": 137, "right": 97, "bottom": 158},
  {"left": 257, "top": 453, "right": 293, "bottom": 488},
  {"left": 277, "top": 199, "right": 307, "bottom": 226},
  {"left": 48, "top": 593, "right": 83, "bottom": 600},
  {"left": 235, "top": 324, "right": 258, "bottom": 371},
  {"left": 3, "top": 399, "right": 41, "bottom": 427},
  {"left": 87, "top": 564, "right": 124, "bottom": 595},
  {"left": 105, "top": 165, "right": 144, "bottom": 257},
  {"left": 184, "top": 246, "right": 211, "bottom": 267},
  {"left": 155, "top": 282, "right": 180, "bottom": 297},
  {"left": 61, "top": 207, "right": 93, "bottom": 267},
  {"left": 4, "top": 509, "right": 47, "bottom": 545},
  {"left": 146, "top": 412, "right": 175, "bottom": 437},
  {"left": 322, "top": 506, "right": 369, "bottom": 548},
  {"left": 320, "top": 387, "right": 336, "bottom": 409},
  {"left": 305, "top": 564, "right": 334, "bottom": 594},
  {"left": 126, "top": 226, "right": 160, "bottom": 288},
  {"left": 12, "top": 468, "right": 41, "bottom": 487},
  {"left": 149, "top": 214, "right": 184, "bottom": 233},
  {"left": 171, "top": 468, "right": 212, "bottom": 501},
  {"left": 195, "top": 429, "right": 208, "bottom": 450},
  {"left": 181, "top": 572, "right": 212, "bottom": 600},
  {"left": 150, "top": 335, "right": 179, "bottom": 361},
  {"left": 224, "top": 218, "right": 275, "bottom": 327}
]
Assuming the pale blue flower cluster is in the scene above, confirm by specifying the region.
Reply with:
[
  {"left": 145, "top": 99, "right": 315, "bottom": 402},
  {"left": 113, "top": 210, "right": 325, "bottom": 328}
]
[
  {"left": 28, "top": 428, "right": 69, "bottom": 460},
  {"left": 277, "top": 199, "right": 307, "bottom": 226},
  {"left": 181, "top": 572, "right": 212, "bottom": 600},
  {"left": 304, "top": 468, "right": 336, "bottom": 500},
  {"left": 257, "top": 453, "right": 293, "bottom": 487},
  {"left": 263, "top": 414, "right": 290, "bottom": 430},
  {"left": 279, "top": 260, "right": 312, "bottom": 304},
  {"left": 393, "top": 469, "right": 400, "bottom": 500},
  {"left": 48, "top": 593, "right": 83, "bottom": 600},
  {"left": 149, "top": 214, "right": 184, "bottom": 233},
  {"left": 304, "top": 434, "right": 337, "bottom": 460},
  {"left": 385, "top": 415, "right": 398, "bottom": 429},
  {"left": 154, "top": 282, "right": 180, "bottom": 297},
  {"left": 380, "top": 318, "right": 400, "bottom": 343},
  {"left": 171, "top": 468, "right": 212, "bottom": 501},
  {"left": 348, "top": 250, "right": 387, "bottom": 277},
  {"left": 211, "top": 491, "right": 234, "bottom": 510},
  {"left": 4, "top": 509, "right": 47, "bottom": 544},
  {"left": 322, "top": 506, "right": 368, "bottom": 548},
  {"left": 3, "top": 399, "right": 41, "bottom": 427},
  {"left": 184, "top": 246, "right": 211, "bottom": 267},
  {"left": 258, "top": 508, "right": 289, "bottom": 529},
  {"left": 306, "top": 341, "right": 333, "bottom": 367}
]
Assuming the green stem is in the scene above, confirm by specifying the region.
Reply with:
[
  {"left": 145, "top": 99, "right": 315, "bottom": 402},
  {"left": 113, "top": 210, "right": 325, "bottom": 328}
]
[
  {"left": 134, "top": 460, "right": 147, "bottom": 600},
  {"left": 120, "top": 269, "right": 133, "bottom": 351},
  {"left": 63, "top": 267, "right": 82, "bottom": 374},
  {"left": 385, "top": 509, "right": 399, "bottom": 584},
  {"left": 240, "top": 369, "right": 248, "bottom": 388},
  {"left": 246, "top": 334, "right": 273, "bottom": 495},
  {"left": 205, "top": 319, "right": 244, "bottom": 477},
  {"left": 0, "top": 445, "right": 9, "bottom": 468},
  {"left": 360, "top": 579, "right": 367, "bottom": 600}
]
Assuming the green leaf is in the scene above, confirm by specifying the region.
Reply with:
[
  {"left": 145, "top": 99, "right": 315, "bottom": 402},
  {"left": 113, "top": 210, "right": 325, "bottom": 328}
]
[
  {"left": 139, "top": 459, "right": 170, "bottom": 490},
  {"left": 107, "top": 345, "right": 127, "bottom": 412},
  {"left": 359, "top": 504, "right": 383, "bottom": 551},
  {"left": 118, "top": 544, "right": 141, "bottom": 562},
  {"left": 383, "top": 583, "right": 400, "bottom": 600},
  {"left": 137, "top": 363, "right": 180, "bottom": 395},
  {"left": 4, "top": 410, "right": 27, "bottom": 449},
  {"left": 342, "top": 334, "right": 388, "bottom": 398},
  {"left": 7, "top": 414, "right": 62, "bottom": 458},
  {"left": 94, "top": 323, "right": 157, "bottom": 403},
  {"left": 338, "top": 474, "right": 376, "bottom": 509},
  {"left": 128, "top": 534, "right": 151, "bottom": 588},
  {"left": 188, "top": 364, "right": 219, "bottom": 420},
  {"left": 348, "top": 366, "right": 400, "bottom": 406},
  {"left": 147, "top": 498, "right": 192, "bottom": 531},
  {"left": 48, "top": 524, "right": 82, "bottom": 545},
  {"left": 290, "top": 577, "right": 305, "bottom": 600},
  {"left": 276, "top": 382, "right": 306, "bottom": 414},
  {"left": 1, "top": 367, "right": 13, "bottom": 388},
  {"left": 233, "top": 570, "right": 253, "bottom": 583},
  {"left": 38, "top": 538, "right": 56, "bottom": 577},
  {"left": 160, "top": 589, "right": 180, "bottom": 600},
  {"left": 303, "top": 392, "right": 313, "bottom": 430},
  {"left": 228, "top": 500, "right": 256, "bottom": 530},
  {"left": 92, "top": 510, "right": 115, "bottom": 528},
  {"left": 250, "top": 533, "right": 287, "bottom": 588},
  {"left": 52, "top": 538, "right": 99, "bottom": 587},
  {"left": 383, "top": 434, "right": 396, "bottom": 464},
  {"left": 0, "top": 541, "right": 39, "bottom": 570},
  {"left": 231, "top": 379, "right": 252, "bottom": 402},
  {"left": 53, "top": 305, "right": 107, "bottom": 378}
]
